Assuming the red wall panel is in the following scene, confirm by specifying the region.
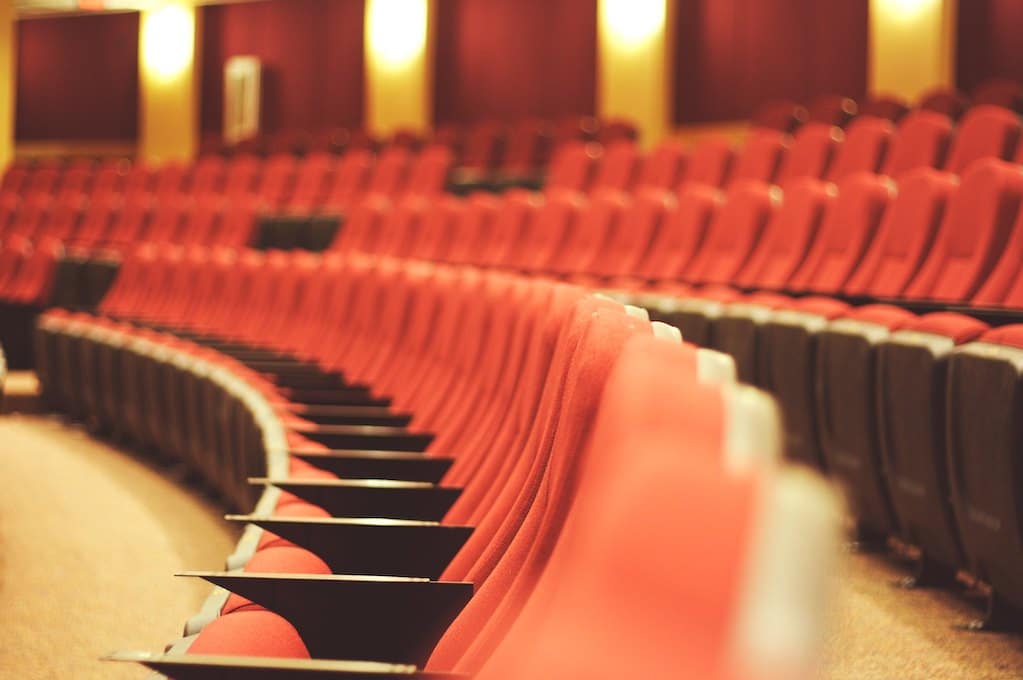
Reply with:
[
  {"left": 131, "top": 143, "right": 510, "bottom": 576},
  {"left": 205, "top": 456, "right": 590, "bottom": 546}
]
[
  {"left": 674, "top": 0, "right": 868, "bottom": 124},
  {"left": 200, "top": 0, "right": 364, "bottom": 135},
  {"left": 433, "top": 0, "right": 597, "bottom": 124},
  {"left": 15, "top": 12, "right": 140, "bottom": 141},
  {"left": 957, "top": 0, "right": 1023, "bottom": 92}
]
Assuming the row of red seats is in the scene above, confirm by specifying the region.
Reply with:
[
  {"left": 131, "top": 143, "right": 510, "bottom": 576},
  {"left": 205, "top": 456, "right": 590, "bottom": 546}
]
[
  {"left": 617, "top": 155, "right": 1023, "bottom": 625},
  {"left": 1, "top": 144, "right": 454, "bottom": 216},
  {"left": 753, "top": 79, "right": 1023, "bottom": 134},
  {"left": 0, "top": 235, "right": 62, "bottom": 306},
  {"left": 545, "top": 103, "right": 1021, "bottom": 198},
  {"left": 36, "top": 254, "right": 843, "bottom": 678},
  {"left": 306, "top": 107, "right": 1021, "bottom": 290},
  {"left": 0, "top": 145, "right": 457, "bottom": 255},
  {"left": 1, "top": 97, "right": 1012, "bottom": 264},
  {"left": 206, "top": 115, "right": 635, "bottom": 172}
]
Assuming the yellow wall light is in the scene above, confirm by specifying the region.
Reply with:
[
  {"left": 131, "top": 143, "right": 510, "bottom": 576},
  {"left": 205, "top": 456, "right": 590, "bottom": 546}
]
[
  {"left": 881, "top": 0, "right": 942, "bottom": 23},
  {"left": 366, "top": 0, "right": 428, "bottom": 71},
  {"left": 601, "top": 0, "right": 666, "bottom": 52},
  {"left": 869, "top": 0, "right": 955, "bottom": 101},
  {"left": 140, "top": 3, "right": 195, "bottom": 82}
]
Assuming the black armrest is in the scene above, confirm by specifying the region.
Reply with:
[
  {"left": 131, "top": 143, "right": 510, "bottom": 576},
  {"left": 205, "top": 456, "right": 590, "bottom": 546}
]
[
  {"left": 251, "top": 478, "right": 460, "bottom": 521},
  {"left": 292, "top": 406, "right": 414, "bottom": 428},
  {"left": 266, "top": 373, "right": 354, "bottom": 390},
  {"left": 297, "top": 425, "right": 433, "bottom": 452},
  {"left": 179, "top": 572, "right": 473, "bottom": 666},
  {"left": 290, "top": 450, "right": 452, "bottom": 483},
  {"left": 104, "top": 651, "right": 468, "bottom": 679},
  {"left": 283, "top": 388, "right": 392, "bottom": 408},
  {"left": 226, "top": 515, "right": 472, "bottom": 579}
]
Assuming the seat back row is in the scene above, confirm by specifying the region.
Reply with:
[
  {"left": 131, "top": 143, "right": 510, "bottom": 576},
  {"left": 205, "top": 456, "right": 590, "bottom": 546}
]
[{"left": 38, "top": 250, "right": 844, "bottom": 678}]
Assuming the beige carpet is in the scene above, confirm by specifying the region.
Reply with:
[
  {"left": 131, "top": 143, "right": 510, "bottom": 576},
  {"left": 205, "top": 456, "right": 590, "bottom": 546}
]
[
  {"left": 823, "top": 551, "right": 1023, "bottom": 678},
  {"left": 0, "top": 414, "right": 238, "bottom": 679},
  {"left": 1, "top": 413, "right": 1022, "bottom": 679}
]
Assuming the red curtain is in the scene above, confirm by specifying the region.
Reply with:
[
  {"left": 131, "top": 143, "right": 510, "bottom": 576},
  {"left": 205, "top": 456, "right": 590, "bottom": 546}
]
[
  {"left": 433, "top": 0, "right": 597, "bottom": 124},
  {"left": 674, "top": 0, "right": 868, "bottom": 124},
  {"left": 957, "top": 0, "right": 1023, "bottom": 92},
  {"left": 16, "top": 13, "right": 140, "bottom": 141},
  {"left": 200, "top": 0, "right": 365, "bottom": 135}
]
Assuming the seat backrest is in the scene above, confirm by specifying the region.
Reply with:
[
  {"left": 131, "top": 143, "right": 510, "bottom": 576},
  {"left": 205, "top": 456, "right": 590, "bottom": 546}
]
[
  {"left": 221, "top": 154, "right": 261, "bottom": 198},
  {"left": 904, "top": 158, "right": 1023, "bottom": 302},
  {"left": 681, "top": 136, "right": 734, "bottom": 188},
  {"left": 323, "top": 148, "right": 374, "bottom": 209},
  {"left": 685, "top": 181, "right": 779, "bottom": 285},
  {"left": 730, "top": 130, "right": 788, "bottom": 186},
  {"left": 365, "top": 146, "right": 413, "bottom": 196},
  {"left": 776, "top": 123, "right": 843, "bottom": 184},
  {"left": 972, "top": 78, "right": 1023, "bottom": 113},
  {"left": 327, "top": 194, "right": 390, "bottom": 252},
  {"left": 472, "top": 335, "right": 840, "bottom": 680},
  {"left": 501, "top": 118, "right": 553, "bottom": 175},
  {"left": 589, "top": 141, "right": 640, "bottom": 193},
  {"left": 598, "top": 118, "right": 639, "bottom": 145},
  {"left": 634, "top": 139, "right": 687, "bottom": 190},
  {"left": 372, "top": 195, "right": 429, "bottom": 258},
  {"left": 549, "top": 192, "right": 628, "bottom": 276},
  {"left": 409, "top": 195, "right": 464, "bottom": 262},
  {"left": 787, "top": 172, "right": 894, "bottom": 293},
  {"left": 446, "top": 193, "right": 500, "bottom": 266},
  {"left": 507, "top": 193, "right": 583, "bottom": 272},
  {"left": 807, "top": 94, "right": 858, "bottom": 128},
  {"left": 483, "top": 193, "right": 543, "bottom": 267},
  {"left": 751, "top": 99, "right": 808, "bottom": 133},
  {"left": 828, "top": 116, "right": 893, "bottom": 181},
  {"left": 546, "top": 140, "right": 601, "bottom": 194},
  {"left": 971, "top": 198, "right": 1023, "bottom": 307},
  {"left": 882, "top": 110, "right": 953, "bottom": 178},
  {"left": 583, "top": 189, "right": 668, "bottom": 279},
  {"left": 943, "top": 105, "right": 1021, "bottom": 174},
  {"left": 859, "top": 94, "right": 910, "bottom": 122},
  {"left": 288, "top": 151, "right": 334, "bottom": 206},
  {"left": 844, "top": 167, "right": 958, "bottom": 298},
  {"left": 460, "top": 121, "right": 506, "bottom": 172},
  {"left": 918, "top": 87, "right": 970, "bottom": 120},
  {"left": 734, "top": 178, "right": 834, "bottom": 290},
  {"left": 636, "top": 185, "right": 719, "bottom": 281},
  {"left": 404, "top": 144, "right": 455, "bottom": 196},
  {"left": 429, "top": 305, "right": 651, "bottom": 670}
]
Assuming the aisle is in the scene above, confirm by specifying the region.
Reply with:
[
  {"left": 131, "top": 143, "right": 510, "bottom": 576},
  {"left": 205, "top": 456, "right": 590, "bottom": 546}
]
[
  {"left": 824, "top": 551, "right": 1023, "bottom": 679},
  {"left": 0, "top": 415, "right": 238, "bottom": 679}
]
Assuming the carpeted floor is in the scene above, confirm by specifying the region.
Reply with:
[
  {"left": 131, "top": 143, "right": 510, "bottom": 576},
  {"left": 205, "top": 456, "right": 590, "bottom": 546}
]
[
  {"left": 0, "top": 414, "right": 238, "bottom": 679},
  {"left": 0, "top": 410, "right": 1022, "bottom": 678}
]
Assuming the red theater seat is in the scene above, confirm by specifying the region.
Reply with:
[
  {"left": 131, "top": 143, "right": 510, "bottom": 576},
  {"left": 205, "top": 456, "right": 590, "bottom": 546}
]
[
  {"left": 730, "top": 130, "right": 787, "bottom": 186},
  {"left": 942, "top": 105, "right": 1021, "bottom": 174},
  {"left": 187, "top": 610, "right": 310, "bottom": 659},
  {"left": 752, "top": 99, "right": 808, "bottom": 133},
  {"left": 828, "top": 116, "right": 893, "bottom": 181},
  {"left": 776, "top": 123, "right": 843, "bottom": 184},
  {"left": 681, "top": 136, "right": 734, "bottom": 188},
  {"left": 971, "top": 78, "right": 1023, "bottom": 113},
  {"left": 882, "top": 110, "right": 953, "bottom": 178},
  {"left": 634, "top": 139, "right": 687, "bottom": 190},
  {"left": 859, "top": 95, "right": 909, "bottom": 122},
  {"left": 918, "top": 87, "right": 970, "bottom": 120}
]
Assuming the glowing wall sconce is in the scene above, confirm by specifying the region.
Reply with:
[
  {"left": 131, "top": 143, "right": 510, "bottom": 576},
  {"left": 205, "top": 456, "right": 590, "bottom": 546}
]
[
  {"left": 140, "top": 3, "right": 195, "bottom": 82},
  {"left": 366, "top": 0, "right": 429, "bottom": 71},
  {"left": 601, "top": 0, "right": 666, "bottom": 52},
  {"left": 879, "top": 0, "right": 941, "bottom": 23}
]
